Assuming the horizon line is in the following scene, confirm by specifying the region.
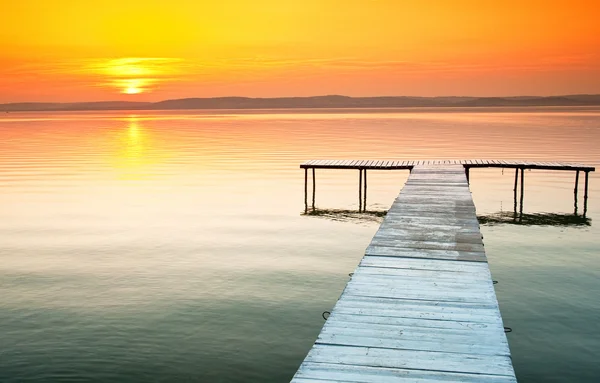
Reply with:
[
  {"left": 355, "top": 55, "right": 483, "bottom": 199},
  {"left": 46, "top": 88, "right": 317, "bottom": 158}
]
[{"left": 3, "top": 93, "right": 600, "bottom": 106}]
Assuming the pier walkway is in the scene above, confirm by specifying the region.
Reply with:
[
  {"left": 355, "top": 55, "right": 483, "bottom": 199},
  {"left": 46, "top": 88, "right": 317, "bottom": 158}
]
[{"left": 292, "top": 164, "right": 516, "bottom": 382}]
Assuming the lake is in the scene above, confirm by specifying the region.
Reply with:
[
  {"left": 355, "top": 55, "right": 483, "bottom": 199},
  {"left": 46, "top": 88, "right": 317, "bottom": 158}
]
[{"left": 1, "top": 107, "right": 599, "bottom": 382}]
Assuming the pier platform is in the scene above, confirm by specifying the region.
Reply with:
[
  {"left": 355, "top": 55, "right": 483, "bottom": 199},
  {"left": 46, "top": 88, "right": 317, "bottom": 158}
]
[
  {"left": 293, "top": 160, "right": 595, "bottom": 382},
  {"left": 293, "top": 164, "right": 518, "bottom": 382},
  {"left": 301, "top": 159, "right": 594, "bottom": 215}
]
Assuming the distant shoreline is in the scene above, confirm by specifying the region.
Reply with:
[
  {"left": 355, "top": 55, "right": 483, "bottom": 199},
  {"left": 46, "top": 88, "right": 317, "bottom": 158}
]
[{"left": 2, "top": 94, "right": 600, "bottom": 112}]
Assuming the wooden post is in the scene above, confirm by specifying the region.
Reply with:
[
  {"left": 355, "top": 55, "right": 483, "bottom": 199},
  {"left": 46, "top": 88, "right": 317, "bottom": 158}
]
[
  {"left": 465, "top": 167, "right": 470, "bottom": 183},
  {"left": 358, "top": 169, "right": 363, "bottom": 212},
  {"left": 304, "top": 168, "right": 308, "bottom": 213},
  {"left": 363, "top": 169, "right": 367, "bottom": 212},
  {"left": 312, "top": 168, "right": 316, "bottom": 211},
  {"left": 574, "top": 170, "right": 580, "bottom": 214},
  {"left": 519, "top": 167, "right": 525, "bottom": 214},
  {"left": 513, "top": 168, "right": 519, "bottom": 213},
  {"left": 583, "top": 171, "right": 589, "bottom": 217}
]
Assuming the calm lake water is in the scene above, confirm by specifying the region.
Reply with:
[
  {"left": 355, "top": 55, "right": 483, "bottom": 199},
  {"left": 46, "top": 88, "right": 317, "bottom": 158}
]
[{"left": 1, "top": 107, "right": 599, "bottom": 382}]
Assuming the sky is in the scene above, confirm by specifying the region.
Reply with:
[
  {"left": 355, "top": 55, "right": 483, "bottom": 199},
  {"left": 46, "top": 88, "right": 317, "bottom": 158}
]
[{"left": 1, "top": 0, "right": 599, "bottom": 102}]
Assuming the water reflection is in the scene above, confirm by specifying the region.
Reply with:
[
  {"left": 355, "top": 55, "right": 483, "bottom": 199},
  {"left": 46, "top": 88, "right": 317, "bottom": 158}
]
[
  {"left": 302, "top": 208, "right": 386, "bottom": 223},
  {"left": 112, "top": 116, "right": 161, "bottom": 180},
  {"left": 478, "top": 211, "right": 591, "bottom": 226}
]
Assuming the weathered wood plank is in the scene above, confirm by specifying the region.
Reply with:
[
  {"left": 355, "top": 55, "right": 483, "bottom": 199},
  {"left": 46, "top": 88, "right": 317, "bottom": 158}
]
[
  {"left": 360, "top": 255, "right": 489, "bottom": 271},
  {"left": 365, "top": 246, "right": 487, "bottom": 262},
  {"left": 304, "top": 345, "right": 515, "bottom": 376},
  {"left": 295, "top": 362, "right": 518, "bottom": 383}
]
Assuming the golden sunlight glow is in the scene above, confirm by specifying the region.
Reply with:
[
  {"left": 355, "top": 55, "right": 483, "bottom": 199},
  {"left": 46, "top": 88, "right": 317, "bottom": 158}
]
[
  {"left": 87, "top": 58, "right": 182, "bottom": 95},
  {"left": 111, "top": 116, "right": 152, "bottom": 180},
  {"left": 118, "top": 78, "right": 148, "bottom": 94},
  {"left": 1, "top": 1, "right": 600, "bottom": 101},
  {"left": 124, "top": 87, "right": 142, "bottom": 95}
]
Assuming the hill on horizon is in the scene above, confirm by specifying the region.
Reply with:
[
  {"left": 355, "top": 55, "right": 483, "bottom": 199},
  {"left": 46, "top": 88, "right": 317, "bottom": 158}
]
[{"left": 2, "top": 94, "right": 600, "bottom": 112}]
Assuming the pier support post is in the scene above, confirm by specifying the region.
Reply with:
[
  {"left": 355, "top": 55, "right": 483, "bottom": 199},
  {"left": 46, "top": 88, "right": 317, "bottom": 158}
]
[
  {"left": 519, "top": 167, "right": 525, "bottom": 216},
  {"left": 312, "top": 168, "right": 316, "bottom": 212},
  {"left": 359, "top": 169, "right": 363, "bottom": 212},
  {"left": 304, "top": 168, "right": 308, "bottom": 213},
  {"left": 465, "top": 167, "right": 470, "bottom": 184},
  {"left": 513, "top": 168, "right": 519, "bottom": 214},
  {"left": 363, "top": 169, "right": 367, "bottom": 212},
  {"left": 574, "top": 170, "right": 580, "bottom": 214},
  {"left": 583, "top": 171, "right": 589, "bottom": 217}
]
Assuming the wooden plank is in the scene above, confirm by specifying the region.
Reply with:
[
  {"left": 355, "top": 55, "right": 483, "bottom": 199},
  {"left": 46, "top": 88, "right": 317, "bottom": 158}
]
[
  {"left": 316, "top": 332, "right": 509, "bottom": 357},
  {"left": 326, "top": 312, "right": 504, "bottom": 331},
  {"left": 333, "top": 296, "right": 504, "bottom": 324},
  {"left": 360, "top": 255, "right": 489, "bottom": 271},
  {"left": 304, "top": 345, "right": 515, "bottom": 376},
  {"left": 365, "top": 247, "right": 486, "bottom": 263},
  {"left": 295, "top": 362, "right": 517, "bottom": 383}
]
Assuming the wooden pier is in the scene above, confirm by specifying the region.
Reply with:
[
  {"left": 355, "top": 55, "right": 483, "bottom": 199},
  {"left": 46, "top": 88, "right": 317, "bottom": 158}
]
[
  {"left": 292, "top": 160, "right": 594, "bottom": 382},
  {"left": 301, "top": 159, "right": 595, "bottom": 216}
]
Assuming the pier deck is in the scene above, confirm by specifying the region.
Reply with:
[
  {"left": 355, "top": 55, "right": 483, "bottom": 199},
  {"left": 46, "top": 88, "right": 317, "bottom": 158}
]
[
  {"left": 300, "top": 159, "right": 595, "bottom": 171},
  {"left": 301, "top": 159, "right": 594, "bottom": 214},
  {"left": 292, "top": 164, "right": 517, "bottom": 382}
]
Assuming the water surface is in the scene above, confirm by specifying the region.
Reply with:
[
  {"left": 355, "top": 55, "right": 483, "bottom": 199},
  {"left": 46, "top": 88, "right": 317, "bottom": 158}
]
[{"left": 1, "top": 107, "right": 599, "bottom": 382}]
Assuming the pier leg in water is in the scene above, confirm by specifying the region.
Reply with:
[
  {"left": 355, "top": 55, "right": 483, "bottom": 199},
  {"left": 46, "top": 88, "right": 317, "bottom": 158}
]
[
  {"left": 363, "top": 169, "right": 367, "bottom": 212},
  {"left": 519, "top": 168, "right": 525, "bottom": 221},
  {"left": 358, "top": 169, "right": 363, "bottom": 212},
  {"left": 513, "top": 168, "right": 519, "bottom": 216},
  {"left": 312, "top": 168, "right": 316, "bottom": 212},
  {"left": 304, "top": 168, "right": 308, "bottom": 214},
  {"left": 574, "top": 170, "right": 580, "bottom": 215},
  {"left": 583, "top": 171, "right": 589, "bottom": 217},
  {"left": 465, "top": 166, "right": 470, "bottom": 184}
]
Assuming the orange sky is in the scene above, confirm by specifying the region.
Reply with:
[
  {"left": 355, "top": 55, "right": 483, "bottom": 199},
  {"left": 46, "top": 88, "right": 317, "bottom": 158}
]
[{"left": 1, "top": 0, "right": 599, "bottom": 102}]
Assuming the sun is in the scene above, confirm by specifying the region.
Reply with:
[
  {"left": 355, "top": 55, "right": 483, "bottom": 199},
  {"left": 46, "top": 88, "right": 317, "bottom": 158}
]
[
  {"left": 87, "top": 58, "right": 182, "bottom": 96},
  {"left": 119, "top": 78, "right": 147, "bottom": 95},
  {"left": 123, "top": 86, "right": 142, "bottom": 95}
]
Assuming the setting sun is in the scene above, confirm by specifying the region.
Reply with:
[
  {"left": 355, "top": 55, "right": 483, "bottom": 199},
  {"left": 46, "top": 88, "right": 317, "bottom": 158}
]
[
  {"left": 83, "top": 58, "right": 182, "bottom": 95},
  {"left": 119, "top": 78, "right": 147, "bottom": 95},
  {"left": 124, "top": 87, "right": 142, "bottom": 95}
]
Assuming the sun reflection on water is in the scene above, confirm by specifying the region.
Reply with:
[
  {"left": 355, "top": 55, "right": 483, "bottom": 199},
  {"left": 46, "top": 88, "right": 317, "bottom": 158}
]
[{"left": 112, "top": 116, "right": 157, "bottom": 180}]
